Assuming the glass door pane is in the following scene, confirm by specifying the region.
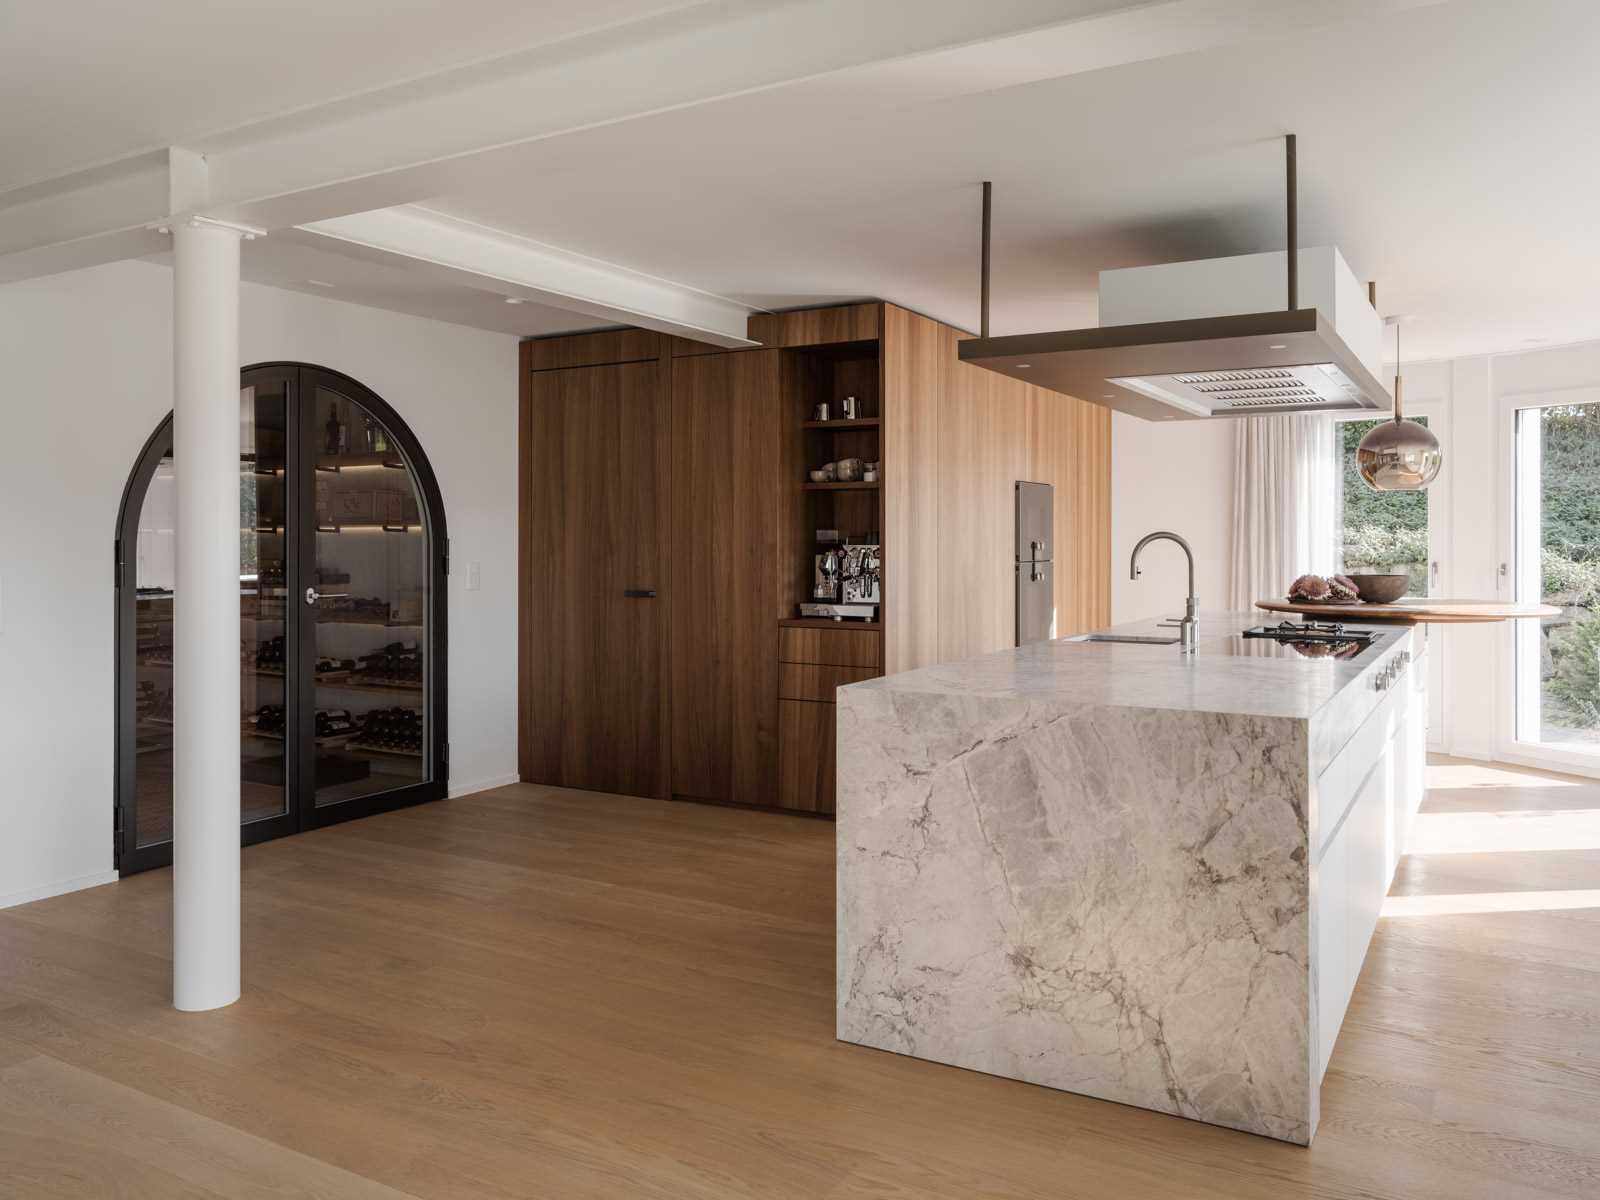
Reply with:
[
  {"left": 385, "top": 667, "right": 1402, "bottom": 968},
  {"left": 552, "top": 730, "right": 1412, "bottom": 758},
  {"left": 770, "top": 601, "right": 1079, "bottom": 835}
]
[
  {"left": 305, "top": 384, "right": 431, "bottom": 808},
  {"left": 1337, "top": 416, "right": 1433, "bottom": 595},
  {"left": 1513, "top": 402, "right": 1600, "bottom": 752},
  {"left": 240, "top": 382, "right": 292, "bottom": 826},
  {"left": 131, "top": 385, "right": 291, "bottom": 851},
  {"left": 131, "top": 442, "right": 176, "bottom": 848}
]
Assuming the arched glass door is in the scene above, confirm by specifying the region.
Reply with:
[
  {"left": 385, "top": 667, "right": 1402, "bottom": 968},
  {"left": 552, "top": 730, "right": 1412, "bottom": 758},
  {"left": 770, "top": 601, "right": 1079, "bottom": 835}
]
[
  {"left": 116, "top": 365, "right": 448, "bottom": 874},
  {"left": 297, "top": 368, "right": 444, "bottom": 819}
]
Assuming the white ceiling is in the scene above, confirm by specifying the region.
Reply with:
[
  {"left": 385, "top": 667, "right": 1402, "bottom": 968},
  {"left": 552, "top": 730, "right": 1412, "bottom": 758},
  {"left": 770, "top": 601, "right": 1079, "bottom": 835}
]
[
  {"left": 9, "top": 0, "right": 1600, "bottom": 361},
  {"left": 0, "top": 0, "right": 688, "bottom": 192},
  {"left": 421, "top": 0, "right": 1600, "bottom": 360}
]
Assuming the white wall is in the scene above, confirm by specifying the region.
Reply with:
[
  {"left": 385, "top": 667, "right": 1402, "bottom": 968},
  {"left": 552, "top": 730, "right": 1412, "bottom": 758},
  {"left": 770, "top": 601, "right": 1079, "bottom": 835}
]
[
  {"left": 0, "top": 259, "right": 520, "bottom": 907},
  {"left": 1111, "top": 412, "right": 1235, "bottom": 623}
]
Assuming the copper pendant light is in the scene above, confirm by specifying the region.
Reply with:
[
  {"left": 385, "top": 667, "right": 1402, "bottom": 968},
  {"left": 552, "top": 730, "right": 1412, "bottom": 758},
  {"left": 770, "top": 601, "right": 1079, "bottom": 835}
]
[{"left": 1357, "top": 316, "right": 1441, "bottom": 491}]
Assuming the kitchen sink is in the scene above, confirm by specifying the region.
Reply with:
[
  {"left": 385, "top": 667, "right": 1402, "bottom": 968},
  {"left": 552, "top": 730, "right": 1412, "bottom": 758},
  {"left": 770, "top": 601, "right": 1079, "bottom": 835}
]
[{"left": 1066, "top": 633, "right": 1181, "bottom": 645}]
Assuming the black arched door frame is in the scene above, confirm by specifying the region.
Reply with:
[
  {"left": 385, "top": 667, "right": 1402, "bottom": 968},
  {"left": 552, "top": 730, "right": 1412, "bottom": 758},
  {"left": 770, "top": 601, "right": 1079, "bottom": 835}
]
[{"left": 114, "top": 363, "right": 449, "bottom": 874}]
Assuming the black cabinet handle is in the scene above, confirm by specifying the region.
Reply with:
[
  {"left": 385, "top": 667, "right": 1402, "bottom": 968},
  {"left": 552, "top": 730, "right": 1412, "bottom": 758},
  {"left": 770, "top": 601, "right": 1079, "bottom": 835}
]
[{"left": 623, "top": 589, "right": 657, "bottom": 599}]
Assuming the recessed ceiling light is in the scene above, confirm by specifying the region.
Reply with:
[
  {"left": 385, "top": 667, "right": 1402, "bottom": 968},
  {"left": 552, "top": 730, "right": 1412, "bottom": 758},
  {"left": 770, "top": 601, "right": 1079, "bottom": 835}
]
[
  {"left": 504, "top": 297, "right": 528, "bottom": 305},
  {"left": 1015, "top": 362, "right": 1031, "bottom": 369},
  {"left": 1268, "top": 343, "right": 1287, "bottom": 350},
  {"left": 1102, "top": 393, "right": 1115, "bottom": 399},
  {"left": 305, "top": 278, "right": 336, "bottom": 288}
]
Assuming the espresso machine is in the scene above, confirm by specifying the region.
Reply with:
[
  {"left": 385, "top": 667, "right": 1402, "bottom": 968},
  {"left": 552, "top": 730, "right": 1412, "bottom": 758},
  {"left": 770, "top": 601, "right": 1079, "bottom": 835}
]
[{"left": 803, "top": 536, "right": 880, "bottom": 621}]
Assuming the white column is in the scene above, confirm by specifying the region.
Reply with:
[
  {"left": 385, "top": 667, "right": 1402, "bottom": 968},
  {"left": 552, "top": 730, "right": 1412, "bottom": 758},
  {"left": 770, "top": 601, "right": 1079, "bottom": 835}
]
[{"left": 171, "top": 219, "right": 244, "bottom": 1012}]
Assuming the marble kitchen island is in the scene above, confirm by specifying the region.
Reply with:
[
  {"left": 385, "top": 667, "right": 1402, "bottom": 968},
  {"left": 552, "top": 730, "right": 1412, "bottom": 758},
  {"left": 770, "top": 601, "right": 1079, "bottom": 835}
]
[{"left": 835, "top": 613, "right": 1425, "bottom": 1144}]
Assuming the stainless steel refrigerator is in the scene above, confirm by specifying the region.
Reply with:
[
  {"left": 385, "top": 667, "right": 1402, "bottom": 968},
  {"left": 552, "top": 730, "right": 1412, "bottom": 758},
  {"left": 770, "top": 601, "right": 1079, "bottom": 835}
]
[{"left": 1015, "top": 481, "right": 1055, "bottom": 644}]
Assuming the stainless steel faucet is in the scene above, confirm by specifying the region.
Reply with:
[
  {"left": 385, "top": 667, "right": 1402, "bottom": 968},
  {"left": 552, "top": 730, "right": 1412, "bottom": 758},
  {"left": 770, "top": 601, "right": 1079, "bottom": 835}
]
[{"left": 1130, "top": 531, "right": 1198, "bottom": 653}]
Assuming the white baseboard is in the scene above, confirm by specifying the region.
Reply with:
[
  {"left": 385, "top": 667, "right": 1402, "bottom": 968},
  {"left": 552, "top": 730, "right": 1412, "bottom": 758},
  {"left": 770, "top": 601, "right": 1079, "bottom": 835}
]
[
  {"left": 448, "top": 773, "right": 521, "bottom": 799},
  {"left": 0, "top": 869, "right": 119, "bottom": 911}
]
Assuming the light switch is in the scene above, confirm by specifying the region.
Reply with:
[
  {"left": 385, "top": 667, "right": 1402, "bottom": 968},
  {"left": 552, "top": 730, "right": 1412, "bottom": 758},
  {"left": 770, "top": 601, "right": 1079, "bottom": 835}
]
[{"left": 466, "top": 561, "right": 481, "bottom": 592}]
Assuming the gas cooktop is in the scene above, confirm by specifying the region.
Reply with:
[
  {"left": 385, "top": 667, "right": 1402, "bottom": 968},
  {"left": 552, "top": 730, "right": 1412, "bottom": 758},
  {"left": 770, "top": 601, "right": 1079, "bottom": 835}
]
[{"left": 1235, "top": 620, "right": 1379, "bottom": 660}]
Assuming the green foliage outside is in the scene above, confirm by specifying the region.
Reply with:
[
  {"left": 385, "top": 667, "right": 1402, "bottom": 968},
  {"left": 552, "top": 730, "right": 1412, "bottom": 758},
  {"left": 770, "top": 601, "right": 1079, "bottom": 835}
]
[
  {"left": 1339, "top": 407, "right": 1600, "bottom": 732},
  {"left": 1534, "top": 406, "right": 1600, "bottom": 729},
  {"left": 1550, "top": 615, "right": 1600, "bottom": 727},
  {"left": 1339, "top": 418, "right": 1430, "bottom": 594}
]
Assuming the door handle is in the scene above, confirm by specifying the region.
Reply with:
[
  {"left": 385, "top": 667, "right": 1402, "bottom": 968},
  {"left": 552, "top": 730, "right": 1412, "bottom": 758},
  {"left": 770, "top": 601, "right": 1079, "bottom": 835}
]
[
  {"left": 305, "top": 587, "right": 351, "bottom": 605},
  {"left": 623, "top": 589, "right": 657, "bottom": 599}
]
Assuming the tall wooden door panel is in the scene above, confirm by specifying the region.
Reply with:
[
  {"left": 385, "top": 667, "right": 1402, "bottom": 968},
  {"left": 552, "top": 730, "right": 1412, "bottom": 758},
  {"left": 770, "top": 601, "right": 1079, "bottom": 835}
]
[
  {"left": 668, "top": 349, "right": 797, "bottom": 806},
  {"left": 521, "top": 360, "right": 664, "bottom": 797}
]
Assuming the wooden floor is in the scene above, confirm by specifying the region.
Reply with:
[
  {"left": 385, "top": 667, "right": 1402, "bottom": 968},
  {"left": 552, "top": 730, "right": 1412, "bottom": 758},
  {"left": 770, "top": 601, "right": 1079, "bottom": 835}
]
[{"left": 2, "top": 756, "right": 1598, "bottom": 1198}]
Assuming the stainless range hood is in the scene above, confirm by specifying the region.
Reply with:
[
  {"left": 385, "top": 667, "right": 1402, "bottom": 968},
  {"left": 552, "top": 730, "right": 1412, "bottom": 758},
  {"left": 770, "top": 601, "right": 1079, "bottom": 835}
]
[
  {"left": 960, "top": 135, "right": 1390, "bottom": 421},
  {"left": 958, "top": 307, "right": 1389, "bottom": 421}
]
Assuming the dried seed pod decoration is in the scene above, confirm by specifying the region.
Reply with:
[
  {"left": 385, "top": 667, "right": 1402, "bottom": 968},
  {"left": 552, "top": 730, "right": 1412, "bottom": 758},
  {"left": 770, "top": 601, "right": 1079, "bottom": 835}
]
[
  {"left": 1327, "top": 574, "right": 1360, "bottom": 602},
  {"left": 1288, "top": 574, "right": 1331, "bottom": 602}
]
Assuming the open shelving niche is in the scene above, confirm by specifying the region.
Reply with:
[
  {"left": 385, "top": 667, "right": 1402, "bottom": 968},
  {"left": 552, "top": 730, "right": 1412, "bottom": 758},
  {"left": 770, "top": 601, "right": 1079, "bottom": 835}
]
[{"left": 790, "top": 338, "right": 884, "bottom": 649}]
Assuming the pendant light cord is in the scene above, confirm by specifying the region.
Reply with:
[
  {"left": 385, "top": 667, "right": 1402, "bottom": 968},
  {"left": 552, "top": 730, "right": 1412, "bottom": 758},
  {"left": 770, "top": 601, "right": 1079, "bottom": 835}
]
[{"left": 1393, "top": 319, "right": 1404, "bottom": 424}]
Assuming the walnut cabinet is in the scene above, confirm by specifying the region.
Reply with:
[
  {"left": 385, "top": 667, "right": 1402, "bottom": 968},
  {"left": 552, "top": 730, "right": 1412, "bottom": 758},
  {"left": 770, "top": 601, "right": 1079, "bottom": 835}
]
[{"left": 518, "top": 303, "right": 1111, "bottom": 813}]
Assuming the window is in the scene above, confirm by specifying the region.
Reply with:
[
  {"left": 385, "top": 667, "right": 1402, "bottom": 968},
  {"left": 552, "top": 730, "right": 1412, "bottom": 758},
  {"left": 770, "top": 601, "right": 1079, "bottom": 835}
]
[{"left": 1337, "top": 416, "right": 1432, "bottom": 596}]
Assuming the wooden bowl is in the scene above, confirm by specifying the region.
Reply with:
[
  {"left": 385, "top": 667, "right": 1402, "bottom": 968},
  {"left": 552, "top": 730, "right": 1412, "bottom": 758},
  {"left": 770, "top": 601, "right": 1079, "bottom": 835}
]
[{"left": 1347, "top": 573, "right": 1409, "bottom": 604}]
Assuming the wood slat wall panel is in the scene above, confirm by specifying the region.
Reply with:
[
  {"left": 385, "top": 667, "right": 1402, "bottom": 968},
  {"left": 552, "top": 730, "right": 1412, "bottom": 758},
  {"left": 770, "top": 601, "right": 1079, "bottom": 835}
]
[
  {"left": 1028, "top": 378, "right": 1113, "bottom": 636},
  {"left": 881, "top": 304, "right": 942, "bottom": 674},
  {"left": 883, "top": 304, "right": 1111, "bottom": 674}
]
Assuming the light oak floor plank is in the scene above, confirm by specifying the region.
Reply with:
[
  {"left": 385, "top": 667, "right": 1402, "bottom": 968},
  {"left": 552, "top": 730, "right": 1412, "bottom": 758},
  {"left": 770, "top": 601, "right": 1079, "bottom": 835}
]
[{"left": 1, "top": 754, "right": 1597, "bottom": 1198}]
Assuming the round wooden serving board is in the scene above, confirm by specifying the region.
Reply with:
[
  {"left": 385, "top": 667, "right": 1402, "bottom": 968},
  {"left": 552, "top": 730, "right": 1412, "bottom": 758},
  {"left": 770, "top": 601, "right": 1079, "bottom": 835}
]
[{"left": 1256, "top": 598, "right": 1561, "bottom": 624}]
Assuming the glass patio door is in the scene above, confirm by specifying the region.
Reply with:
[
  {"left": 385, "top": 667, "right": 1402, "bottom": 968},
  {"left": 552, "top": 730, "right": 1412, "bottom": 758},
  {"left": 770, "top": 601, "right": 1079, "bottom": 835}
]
[{"left": 1505, "top": 394, "right": 1600, "bottom": 769}]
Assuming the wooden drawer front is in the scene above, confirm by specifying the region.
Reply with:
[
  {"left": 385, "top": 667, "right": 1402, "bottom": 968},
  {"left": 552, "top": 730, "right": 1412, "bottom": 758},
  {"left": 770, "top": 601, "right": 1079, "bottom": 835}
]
[
  {"left": 779, "top": 662, "right": 878, "bottom": 702},
  {"left": 778, "top": 699, "right": 836, "bottom": 814},
  {"left": 778, "top": 626, "right": 881, "bottom": 668}
]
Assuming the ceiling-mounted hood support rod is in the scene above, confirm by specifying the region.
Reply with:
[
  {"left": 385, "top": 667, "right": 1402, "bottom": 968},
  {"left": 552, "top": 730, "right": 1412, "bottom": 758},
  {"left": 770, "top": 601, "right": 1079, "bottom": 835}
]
[
  {"left": 980, "top": 180, "right": 993, "bottom": 339},
  {"left": 956, "top": 131, "right": 1389, "bottom": 421},
  {"left": 1285, "top": 133, "right": 1297, "bottom": 311}
]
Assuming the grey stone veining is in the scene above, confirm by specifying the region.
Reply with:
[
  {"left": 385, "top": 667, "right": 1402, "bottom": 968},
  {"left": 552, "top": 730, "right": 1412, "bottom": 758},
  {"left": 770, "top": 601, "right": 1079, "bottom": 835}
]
[{"left": 836, "top": 612, "right": 1414, "bottom": 1145}]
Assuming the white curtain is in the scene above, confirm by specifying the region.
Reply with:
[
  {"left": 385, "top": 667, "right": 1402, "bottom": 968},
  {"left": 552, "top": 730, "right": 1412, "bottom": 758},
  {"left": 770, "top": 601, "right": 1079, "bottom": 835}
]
[{"left": 1230, "top": 414, "right": 1339, "bottom": 610}]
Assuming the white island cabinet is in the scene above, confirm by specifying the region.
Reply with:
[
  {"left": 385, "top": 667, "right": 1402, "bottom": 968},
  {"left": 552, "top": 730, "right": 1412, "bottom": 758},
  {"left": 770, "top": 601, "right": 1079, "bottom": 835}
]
[
  {"left": 1312, "top": 634, "right": 1427, "bottom": 1078},
  {"left": 835, "top": 613, "right": 1424, "bottom": 1145}
]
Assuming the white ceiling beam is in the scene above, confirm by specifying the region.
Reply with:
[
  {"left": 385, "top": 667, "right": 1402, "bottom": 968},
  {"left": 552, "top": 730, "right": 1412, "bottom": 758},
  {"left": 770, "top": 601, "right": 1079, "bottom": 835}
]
[
  {"left": 0, "top": 0, "right": 1440, "bottom": 291},
  {"left": 295, "top": 206, "right": 758, "bottom": 346}
]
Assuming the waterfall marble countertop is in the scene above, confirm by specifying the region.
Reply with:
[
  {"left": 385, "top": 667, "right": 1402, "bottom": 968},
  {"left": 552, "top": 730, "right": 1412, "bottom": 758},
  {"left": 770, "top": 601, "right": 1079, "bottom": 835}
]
[
  {"left": 835, "top": 612, "right": 1420, "bottom": 1145},
  {"left": 845, "top": 611, "right": 1408, "bottom": 721}
]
